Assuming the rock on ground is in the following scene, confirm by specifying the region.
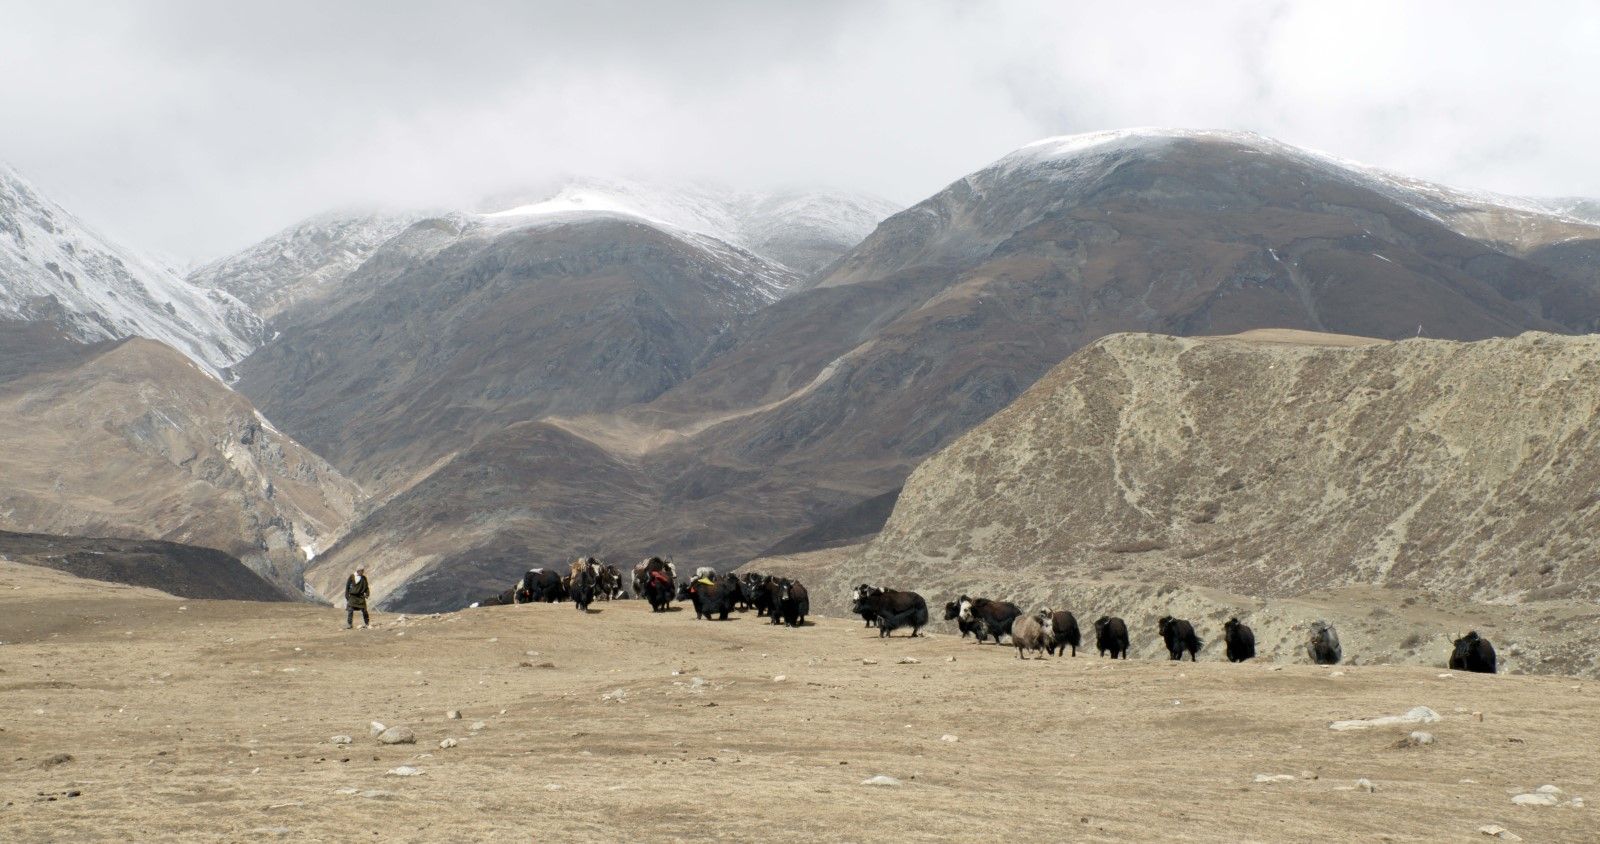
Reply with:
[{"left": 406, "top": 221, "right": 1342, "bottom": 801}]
[{"left": 377, "top": 726, "right": 415, "bottom": 745}]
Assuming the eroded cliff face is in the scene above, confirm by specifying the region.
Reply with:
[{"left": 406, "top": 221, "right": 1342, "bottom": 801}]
[{"left": 864, "top": 330, "right": 1600, "bottom": 602}]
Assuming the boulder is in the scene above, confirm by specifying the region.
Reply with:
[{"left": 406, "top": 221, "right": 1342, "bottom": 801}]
[{"left": 376, "top": 726, "right": 415, "bottom": 745}]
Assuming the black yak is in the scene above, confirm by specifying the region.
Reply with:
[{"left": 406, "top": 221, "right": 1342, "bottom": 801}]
[
  {"left": 1094, "top": 616, "right": 1129, "bottom": 659},
  {"left": 686, "top": 574, "right": 738, "bottom": 621},
  {"left": 641, "top": 568, "right": 675, "bottom": 612},
  {"left": 1157, "top": 616, "right": 1203, "bottom": 662},
  {"left": 744, "top": 573, "right": 773, "bottom": 616},
  {"left": 852, "top": 587, "right": 930, "bottom": 638},
  {"left": 776, "top": 579, "right": 809, "bottom": 627},
  {"left": 1223, "top": 617, "right": 1256, "bottom": 663},
  {"left": 568, "top": 559, "right": 596, "bottom": 611},
  {"left": 1449, "top": 631, "right": 1496, "bottom": 674},
  {"left": 514, "top": 569, "right": 564, "bottom": 604},
  {"left": 632, "top": 557, "right": 676, "bottom": 598}
]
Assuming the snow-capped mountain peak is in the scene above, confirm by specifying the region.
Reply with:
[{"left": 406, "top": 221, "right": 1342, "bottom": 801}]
[
  {"left": 993, "top": 127, "right": 1594, "bottom": 235},
  {"left": 0, "top": 162, "right": 261, "bottom": 373},
  {"left": 477, "top": 177, "right": 901, "bottom": 275}
]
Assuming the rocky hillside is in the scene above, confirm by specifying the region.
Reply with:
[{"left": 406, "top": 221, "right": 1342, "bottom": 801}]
[
  {"left": 0, "top": 325, "right": 362, "bottom": 592},
  {"left": 810, "top": 329, "right": 1600, "bottom": 675},
  {"left": 0, "top": 163, "right": 262, "bottom": 372}
]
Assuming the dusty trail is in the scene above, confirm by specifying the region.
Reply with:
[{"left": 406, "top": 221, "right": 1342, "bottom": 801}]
[{"left": 0, "top": 562, "right": 1594, "bottom": 842}]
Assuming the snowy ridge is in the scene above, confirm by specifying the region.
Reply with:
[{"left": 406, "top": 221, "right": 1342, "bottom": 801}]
[
  {"left": 192, "top": 180, "right": 895, "bottom": 321},
  {"left": 1533, "top": 197, "right": 1600, "bottom": 226},
  {"left": 477, "top": 177, "right": 900, "bottom": 275},
  {"left": 187, "top": 210, "right": 427, "bottom": 318},
  {"left": 992, "top": 128, "right": 1599, "bottom": 233},
  {"left": 0, "top": 163, "right": 261, "bottom": 372}
]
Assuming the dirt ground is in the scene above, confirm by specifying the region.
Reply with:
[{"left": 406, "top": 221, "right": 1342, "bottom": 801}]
[{"left": 0, "top": 561, "right": 1594, "bottom": 842}]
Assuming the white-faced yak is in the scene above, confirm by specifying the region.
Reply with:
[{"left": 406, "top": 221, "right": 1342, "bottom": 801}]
[
  {"left": 956, "top": 596, "right": 1022, "bottom": 644},
  {"left": 944, "top": 600, "right": 989, "bottom": 642},
  {"left": 1046, "top": 610, "right": 1081, "bottom": 657}
]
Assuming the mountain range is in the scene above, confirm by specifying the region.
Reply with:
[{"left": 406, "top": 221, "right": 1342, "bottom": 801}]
[
  {"left": 4, "top": 130, "right": 1600, "bottom": 611},
  {"left": 287, "top": 130, "right": 1600, "bottom": 609}
]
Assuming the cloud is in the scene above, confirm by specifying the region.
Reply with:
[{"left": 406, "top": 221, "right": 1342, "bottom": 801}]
[{"left": 1, "top": 0, "right": 1596, "bottom": 261}]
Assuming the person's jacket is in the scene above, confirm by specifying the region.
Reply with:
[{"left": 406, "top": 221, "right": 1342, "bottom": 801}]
[{"left": 345, "top": 575, "right": 370, "bottom": 609}]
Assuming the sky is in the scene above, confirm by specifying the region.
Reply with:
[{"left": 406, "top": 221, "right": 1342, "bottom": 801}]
[{"left": 2, "top": 0, "right": 1598, "bottom": 263}]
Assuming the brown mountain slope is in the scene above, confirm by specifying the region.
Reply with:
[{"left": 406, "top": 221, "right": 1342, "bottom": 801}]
[
  {"left": 236, "top": 216, "right": 798, "bottom": 495},
  {"left": 0, "top": 328, "right": 361, "bottom": 592},
  {"left": 301, "top": 421, "right": 663, "bottom": 607}
]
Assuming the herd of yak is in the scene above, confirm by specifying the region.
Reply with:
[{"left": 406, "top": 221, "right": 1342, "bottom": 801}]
[
  {"left": 470, "top": 557, "right": 813, "bottom": 627},
  {"left": 469, "top": 557, "right": 1500, "bottom": 674}
]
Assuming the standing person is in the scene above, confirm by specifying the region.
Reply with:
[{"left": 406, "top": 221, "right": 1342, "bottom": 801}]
[{"left": 345, "top": 567, "right": 371, "bottom": 629}]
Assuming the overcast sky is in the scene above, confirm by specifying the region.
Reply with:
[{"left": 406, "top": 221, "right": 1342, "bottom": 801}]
[{"left": 3, "top": 0, "right": 1597, "bottom": 263}]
